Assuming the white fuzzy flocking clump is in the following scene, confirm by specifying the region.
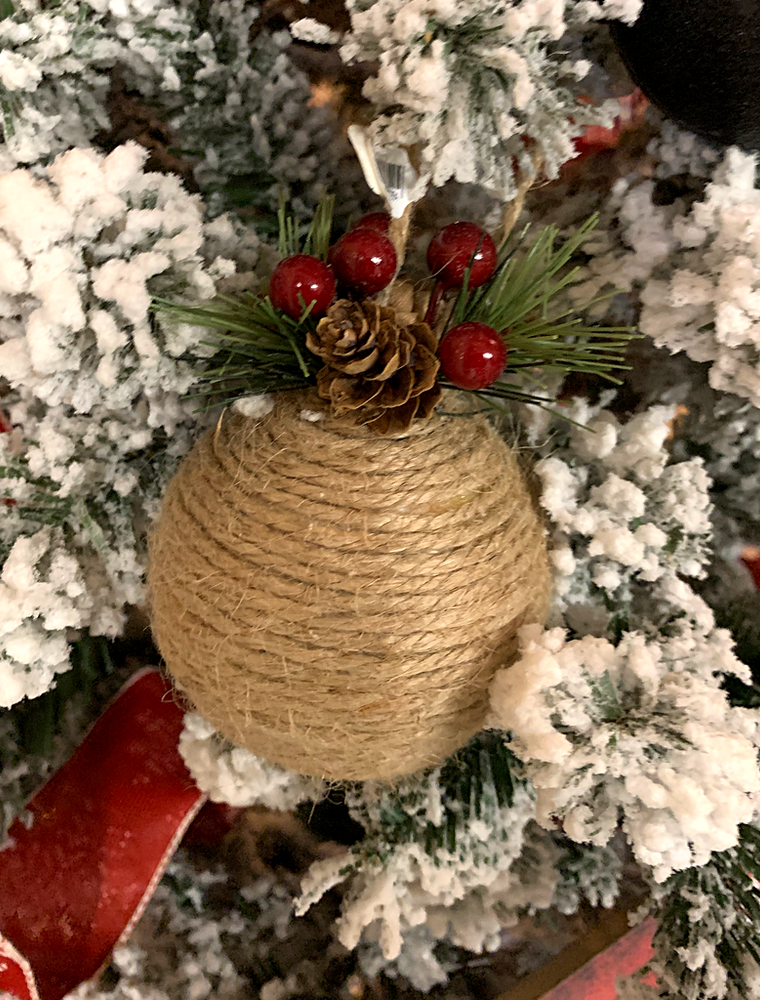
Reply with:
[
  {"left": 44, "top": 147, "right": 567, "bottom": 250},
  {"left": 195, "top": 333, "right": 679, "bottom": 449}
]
[
  {"left": 70, "top": 854, "right": 297, "bottom": 1000},
  {"left": 677, "top": 388, "right": 760, "bottom": 551},
  {"left": 640, "top": 148, "right": 760, "bottom": 407},
  {"left": 577, "top": 143, "right": 760, "bottom": 408},
  {"left": 0, "top": 0, "right": 354, "bottom": 220},
  {"left": 334, "top": 0, "right": 641, "bottom": 201},
  {"left": 0, "top": 0, "right": 194, "bottom": 164},
  {"left": 163, "top": 0, "right": 358, "bottom": 219},
  {"left": 490, "top": 397, "right": 760, "bottom": 883},
  {"left": 491, "top": 621, "right": 760, "bottom": 882},
  {"left": 178, "top": 713, "right": 319, "bottom": 811},
  {"left": 530, "top": 398, "right": 713, "bottom": 622},
  {"left": 0, "top": 142, "right": 257, "bottom": 709},
  {"left": 296, "top": 779, "right": 550, "bottom": 988}
]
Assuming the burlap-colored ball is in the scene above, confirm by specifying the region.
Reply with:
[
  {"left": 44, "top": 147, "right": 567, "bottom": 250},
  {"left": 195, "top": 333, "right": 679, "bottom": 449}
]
[{"left": 148, "top": 391, "right": 551, "bottom": 782}]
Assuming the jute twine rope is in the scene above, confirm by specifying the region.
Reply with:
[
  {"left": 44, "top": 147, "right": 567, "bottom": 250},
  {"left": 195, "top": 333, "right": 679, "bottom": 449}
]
[{"left": 148, "top": 390, "right": 551, "bottom": 782}]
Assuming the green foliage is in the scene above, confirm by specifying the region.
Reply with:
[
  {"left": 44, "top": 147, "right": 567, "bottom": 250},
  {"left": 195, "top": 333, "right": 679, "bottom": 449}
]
[
  {"left": 653, "top": 823, "right": 760, "bottom": 1000},
  {"left": 424, "top": 11, "right": 502, "bottom": 53},
  {"left": 169, "top": 147, "right": 282, "bottom": 231},
  {"left": 588, "top": 669, "right": 624, "bottom": 723},
  {"left": 155, "top": 196, "right": 337, "bottom": 402},
  {"left": 442, "top": 730, "right": 517, "bottom": 813},
  {"left": 428, "top": 731, "right": 518, "bottom": 854},
  {"left": 278, "top": 193, "right": 335, "bottom": 261},
  {"left": 12, "top": 633, "right": 114, "bottom": 757},
  {"left": 697, "top": 563, "right": 760, "bottom": 707},
  {"left": 717, "top": 590, "right": 760, "bottom": 703},
  {"left": 553, "top": 837, "right": 624, "bottom": 913},
  {"left": 448, "top": 216, "right": 637, "bottom": 410},
  {"left": 0, "top": 455, "right": 130, "bottom": 565},
  {"left": 0, "top": 460, "right": 74, "bottom": 531},
  {"left": 161, "top": 864, "right": 208, "bottom": 915},
  {"left": 155, "top": 292, "right": 321, "bottom": 401},
  {"left": 354, "top": 732, "right": 520, "bottom": 857}
]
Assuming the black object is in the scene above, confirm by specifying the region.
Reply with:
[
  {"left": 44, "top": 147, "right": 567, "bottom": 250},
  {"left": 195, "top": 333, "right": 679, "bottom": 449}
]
[{"left": 611, "top": 0, "right": 760, "bottom": 150}]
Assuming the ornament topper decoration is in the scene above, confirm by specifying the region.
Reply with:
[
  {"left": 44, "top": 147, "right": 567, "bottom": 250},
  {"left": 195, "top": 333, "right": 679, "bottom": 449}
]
[{"left": 157, "top": 199, "right": 636, "bottom": 432}]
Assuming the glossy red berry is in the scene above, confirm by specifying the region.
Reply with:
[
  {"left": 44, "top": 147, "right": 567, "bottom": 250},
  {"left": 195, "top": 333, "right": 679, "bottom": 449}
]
[
  {"left": 352, "top": 211, "right": 391, "bottom": 234},
  {"left": 331, "top": 229, "right": 397, "bottom": 296},
  {"left": 269, "top": 254, "right": 336, "bottom": 320},
  {"left": 438, "top": 321, "right": 507, "bottom": 390},
  {"left": 426, "top": 222, "right": 498, "bottom": 289}
]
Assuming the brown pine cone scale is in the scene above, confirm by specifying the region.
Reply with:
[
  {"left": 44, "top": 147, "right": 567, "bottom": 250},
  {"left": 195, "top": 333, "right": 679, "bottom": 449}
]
[{"left": 307, "top": 299, "right": 442, "bottom": 436}]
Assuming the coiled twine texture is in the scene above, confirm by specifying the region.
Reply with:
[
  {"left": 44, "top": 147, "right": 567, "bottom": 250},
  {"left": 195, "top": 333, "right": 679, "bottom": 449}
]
[{"left": 149, "top": 392, "right": 551, "bottom": 781}]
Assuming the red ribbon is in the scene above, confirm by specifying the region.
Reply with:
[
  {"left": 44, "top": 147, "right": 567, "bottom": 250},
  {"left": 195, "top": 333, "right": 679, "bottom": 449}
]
[
  {"left": 539, "top": 918, "right": 656, "bottom": 1000},
  {"left": 0, "top": 669, "right": 205, "bottom": 1000}
]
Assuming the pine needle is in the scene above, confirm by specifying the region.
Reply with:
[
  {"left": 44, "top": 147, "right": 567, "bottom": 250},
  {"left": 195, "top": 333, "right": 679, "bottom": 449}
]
[
  {"left": 304, "top": 193, "right": 335, "bottom": 261},
  {"left": 0, "top": 462, "right": 75, "bottom": 527},
  {"left": 154, "top": 292, "right": 320, "bottom": 401},
  {"left": 278, "top": 191, "right": 334, "bottom": 260},
  {"left": 360, "top": 733, "right": 520, "bottom": 856},
  {"left": 450, "top": 215, "right": 639, "bottom": 406}
]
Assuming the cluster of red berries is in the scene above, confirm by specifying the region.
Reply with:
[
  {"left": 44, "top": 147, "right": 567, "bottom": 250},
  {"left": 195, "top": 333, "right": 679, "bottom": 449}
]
[
  {"left": 426, "top": 222, "right": 506, "bottom": 390},
  {"left": 268, "top": 214, "right": 507, "bottom": 392},
  {"left": 268, "top": 211, "right": 397, "bottom": 321}
]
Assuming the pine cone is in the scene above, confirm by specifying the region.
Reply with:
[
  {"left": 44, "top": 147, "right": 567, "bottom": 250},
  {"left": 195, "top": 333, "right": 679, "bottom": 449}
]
[{"left": 306, "top": 299, "right": 441, "bottom": 435}]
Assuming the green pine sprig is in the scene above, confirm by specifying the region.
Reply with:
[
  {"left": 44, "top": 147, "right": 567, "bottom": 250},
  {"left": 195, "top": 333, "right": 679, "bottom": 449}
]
[
  {"left": 652, "top": 823, "right": 760, "bottom": 1000},
  {"left": 364, "top": 732, "right": 520, "bottom": 856},
  {"left": 445, "top": 216, "right": 638, "bottom": 410},
  {"left": 154, "top": 291, "right": 320, "bottom": 402},
  {"left": 155, "top": 195, "right": 338, "bottom": 402},
  {"left": 0, "top": 461, "right": 75, "bottom": 528},
  {"left": 155, "top": 203, "right": 635, "bottom": 416},
  {"left": 277, "top": 191, "right": 335, "bottom": 261}
]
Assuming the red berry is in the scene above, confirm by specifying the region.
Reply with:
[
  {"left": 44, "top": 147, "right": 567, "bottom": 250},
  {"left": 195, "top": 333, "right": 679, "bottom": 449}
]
[
  {"left": 353, "top": 211, "right": 391, "bottom": 234},
  {"left": 269, "top": 254, "right": 336, "bottom": 320},
  {"left": 438, "top": 322, "right": 507, "bottom": 390},
  {"left": 330, "top": 229, "right": 397, "bottom": 296},
  {"left": 426, "top": 222, "right": 498, "bottom": 289}
]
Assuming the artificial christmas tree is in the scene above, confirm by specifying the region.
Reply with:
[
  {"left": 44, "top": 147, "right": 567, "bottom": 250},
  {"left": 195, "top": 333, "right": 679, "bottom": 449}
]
[{"left": 1, "top": 1, "right": 760, "bottom": 998}]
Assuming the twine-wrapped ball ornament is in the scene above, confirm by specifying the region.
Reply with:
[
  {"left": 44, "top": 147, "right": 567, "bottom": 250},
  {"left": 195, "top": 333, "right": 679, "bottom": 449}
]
[{"left": 149, "top": 390, "right": 551, "bottom": 781}]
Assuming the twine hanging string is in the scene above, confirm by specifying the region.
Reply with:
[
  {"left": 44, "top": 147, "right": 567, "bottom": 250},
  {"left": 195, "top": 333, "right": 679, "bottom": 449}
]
[
  {"left": 388, "top": 202, "right": 414, "bottom": 271},
  {"left": 495, "top": 147, "right": 545, "bottom": 249},
  {"left": 378, "top": 202, "right": 416, "bottom": 307},
  {"left": 149, "top": 390, "right": 551, "bottom": 782},
  {"left": 382, "top": 148, "right": 543, "bottom": 318}
]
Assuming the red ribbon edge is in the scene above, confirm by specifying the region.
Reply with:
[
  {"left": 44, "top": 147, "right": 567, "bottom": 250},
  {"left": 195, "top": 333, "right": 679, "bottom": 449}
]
[
  {"left": 117, "top": 786, "right": 207, "bottom": 947},
  {"left": 0, "top": 934, "right": 38, "bottom": 1000}
]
